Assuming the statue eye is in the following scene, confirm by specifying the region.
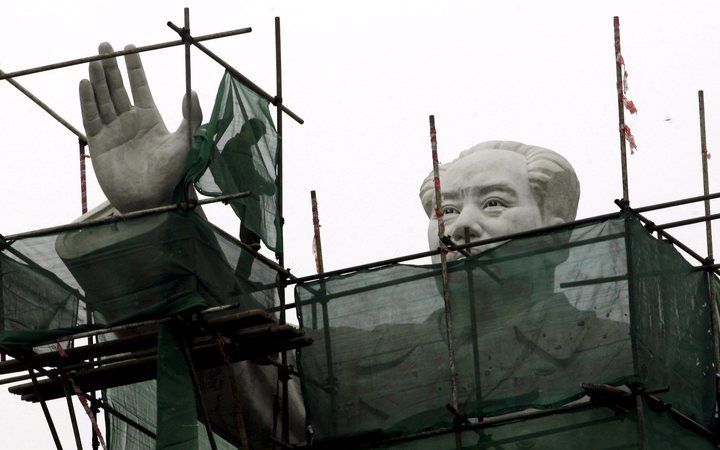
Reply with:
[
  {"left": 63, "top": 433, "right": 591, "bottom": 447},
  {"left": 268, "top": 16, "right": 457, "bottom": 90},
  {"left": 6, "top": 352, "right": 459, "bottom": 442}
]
[
  {"left": 442, "top": 206, "right": 459, "bottom": 215},
  {"left": 483, "top": 199, "right": 505, "bottom": 209}
]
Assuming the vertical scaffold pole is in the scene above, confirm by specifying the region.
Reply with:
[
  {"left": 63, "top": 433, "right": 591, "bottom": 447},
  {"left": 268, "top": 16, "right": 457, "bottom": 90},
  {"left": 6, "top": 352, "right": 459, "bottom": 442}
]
[
  {"left": 429, "top": 115, "right": 461, "bottom": 449},
  {"left": 699, "top": 91, "right": 714, "bottom": 260},
  {"left": 698, "top": 91, "right": 720, "bottom": 382},
  {"left": 62, "top": 375, "right": 84, "bottom": 450},
  {"left": 28, "top": 367, "right": 64, "bottom": 450},
  {"left": 614, "top": 16, "right": 630, "bottom": 203},
  {"left": 179, "top": 339, "right": 218, "bottom": 450},
  {"left": 0, "top": 252, "right": 4, "bottom": 363},
  {"left": 274, "top": 16, "right": 290, "bottom": 446},
  {"left": 310, "top": 190, "right": 337, "bottom": 435},
  {"left": 216, "top": 341, "right": 250, "bottom": 450},
  {"left": 87, "top": 306, "right": 99, "bottom": 450},
  {"left": 464, "top": 228, "right": 482, "bottom": 409},
  {"left": 615, "top": 18, "right": 643, "bottom": 440},
  {"left": 183, "top": 7, "right": 193, "bottom": 204},
  {"left": 310, "top": 191, "right": 323, "bottom": 329},
  {"left": 613, "top": 13, "right": 640, "bottom": 378},
  {"left": 79, "top": 139, "right": 88, "bottom": 215},
  {"left": 633, "top": 385, "right": 646, "bottom": 450}
]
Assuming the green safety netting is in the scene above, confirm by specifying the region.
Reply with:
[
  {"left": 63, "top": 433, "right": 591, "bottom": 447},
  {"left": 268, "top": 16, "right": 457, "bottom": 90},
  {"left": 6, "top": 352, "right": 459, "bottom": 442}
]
[
  {"left": 377, "top": 403, "right": 713, "bottom": 449},
  {"left": 296, "top": 214, "right": 717, "bottom": 447},
  {"left": 104, "top": 356, "right": 302, "bottom": 449},
  {"left": 186, "top": 71, "right": 282, "bottom": 254},
  {"left": 104, "top": 379, "right": 239, "bottom": 450},
  {"left": 0, "top": 209, "right": 284, "bottom": 449},
  {"left": 0, "top": 239, "right": 84, "bottom": 348},
  {"left": 1, "top": 210, "right": 277, "bottom": 346}
]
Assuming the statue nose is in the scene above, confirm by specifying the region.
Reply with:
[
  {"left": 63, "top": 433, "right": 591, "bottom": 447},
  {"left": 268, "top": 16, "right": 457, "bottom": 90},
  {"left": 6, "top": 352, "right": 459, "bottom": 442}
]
[
  {"left": 450, "top": 209, "right": 483, "bottom": 244},
  {"left": 452, "top": 225, "right": 482, "bottom": 244}
]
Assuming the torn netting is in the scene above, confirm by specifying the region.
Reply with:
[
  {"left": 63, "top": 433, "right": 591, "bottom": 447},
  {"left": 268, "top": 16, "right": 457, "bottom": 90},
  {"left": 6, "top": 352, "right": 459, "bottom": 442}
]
[{"left": 185, "top": 71, "right": 281, "bottom": 254}]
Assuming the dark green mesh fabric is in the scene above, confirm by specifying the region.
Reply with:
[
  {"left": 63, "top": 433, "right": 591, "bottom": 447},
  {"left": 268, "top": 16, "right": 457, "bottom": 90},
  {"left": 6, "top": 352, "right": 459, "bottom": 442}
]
[
  {"left": 629, "top": 223, "right": 716, "bottom": 426},
  {"left": 156, "top": 323, "right": 200, "bottom": 449},
  {"left": 187, "top": 71, "right": 281, "bottom": 253},
  {"left": 377, "top": 403, "right": 714, "bottom": 449},
  {"left": 0, "top": 209, "right": 282, "bottom": 449},
  {"left": 104, "top": 380, "right": 239, "bottom": 450},
  {"left": 296, "top": 215, "right": 717, "bottom": 447},
  {"left": 0, "top": 240, "right": 82, "bottom": 346},
  {"left": 105, "top": 381, "right": 156, "bottom": 449},
  {"left": 0, "top": 210, "right": 277, "bottom": 349}
]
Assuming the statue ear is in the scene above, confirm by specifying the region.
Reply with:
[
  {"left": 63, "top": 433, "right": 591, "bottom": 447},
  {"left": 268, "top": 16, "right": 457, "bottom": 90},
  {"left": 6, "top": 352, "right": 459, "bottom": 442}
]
[{"left": 543, "top": 215, "right": 572, "bottom": 265}]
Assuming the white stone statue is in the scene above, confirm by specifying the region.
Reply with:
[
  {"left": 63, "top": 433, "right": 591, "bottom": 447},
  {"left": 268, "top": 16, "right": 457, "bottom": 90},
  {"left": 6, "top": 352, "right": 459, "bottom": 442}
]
[
  {"left": 300, "top": 141, "right": 633, "bottom": 442},
  {"left": 79, "top": 42, "right": 202, "bottom": 212},
  {"left": 68, "top": 43, "right": 304, "bottom": 449},
  {"left": 419, "top": 140, "right": 580, "bottom": 261}
]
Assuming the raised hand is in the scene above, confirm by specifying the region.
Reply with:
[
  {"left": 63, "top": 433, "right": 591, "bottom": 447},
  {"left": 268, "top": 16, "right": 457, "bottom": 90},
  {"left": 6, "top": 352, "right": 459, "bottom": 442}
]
[{"left": 79, "top": 42, "right": 202, "bottom": 213}]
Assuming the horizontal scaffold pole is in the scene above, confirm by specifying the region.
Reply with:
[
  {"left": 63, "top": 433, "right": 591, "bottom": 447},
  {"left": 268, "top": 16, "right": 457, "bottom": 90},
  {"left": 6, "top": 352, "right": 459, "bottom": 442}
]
[
  {"left": 166, "top": 21, "right": 304, "bottom": 125},
  {"left": 0, "top": 27, "right": 252, "bottom": 81},
  {"left": 2, "top": 191, "right": 251, "bottom": 241},
  {"left": 630, "top": 191, "right": 720, "bottom": 214},
  {"left": 289, "top": 210, "right": 624, "bottom": 285},
  {"left": 0, "top": 69, "right": 86, "bottom": 142}
]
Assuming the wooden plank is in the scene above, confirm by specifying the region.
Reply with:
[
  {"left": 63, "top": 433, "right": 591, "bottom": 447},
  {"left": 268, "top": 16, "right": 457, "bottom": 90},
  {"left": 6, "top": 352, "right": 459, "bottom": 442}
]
[
  {"left": 0, "top": 308, "right": 275, "bottom": 376},
  {"left": 10, "top": 326, "right": 311, "bottom": 402}
]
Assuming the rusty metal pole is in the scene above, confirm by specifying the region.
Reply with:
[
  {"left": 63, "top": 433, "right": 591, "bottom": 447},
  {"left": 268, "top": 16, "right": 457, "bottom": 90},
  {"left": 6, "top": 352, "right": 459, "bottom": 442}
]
[
  {"left": 182, "top": 8, "right": 193, "bottom": 204},
  {"left": 633, "top": 385, "right": 646, "bottom": 450},
  {"left": 464, "top": 228, "right": 482, "bottom": 409},
  {"left": 79, "top": 140, "right": 88, "bottom": 215},
  {"left": 86, "top": 303, "right": 99, "bottom": 450},
  {"left": 165, "top": 22, "right": 304, "bottom": 125},
  {"left": 309, "top": 190, "right": 338, "bottom": 434},
  {"left": 0, "top": 28, "right": 253, "bottom": 82},
  {"left": 179, "top": 338, "right": 218, "bottom": 450},
  {"left": 274, "top": 16, "right": 291, "bottom": 446},
  {"left": 62, "top": 375, "right": 84, "bottom": 450},
  {"left": 0, "top": 68, "right": 87, "bottom": 141},
  {"left": 699, "top": 91, "right": 714, "bottom": 260},
  {"left": 612, "top": 19, "right": 642, "bottom": 413},
  {"left": 614, "top": 16, "right": 630, "bottom": 203},
  {"left": 28, "top": 367, "right": 64, "bottom": 450},
  {"left": 216, "top": 341, "right": 250, "bottom": 450},
  {"left": 698, "top": 91, "right": 720, "bottom": 399},
  {"left": 310, "top": 191, "right": 324, "bottom": 329},
  {"left": 429, "top": 115, "right": 461, "bottom": 449}
]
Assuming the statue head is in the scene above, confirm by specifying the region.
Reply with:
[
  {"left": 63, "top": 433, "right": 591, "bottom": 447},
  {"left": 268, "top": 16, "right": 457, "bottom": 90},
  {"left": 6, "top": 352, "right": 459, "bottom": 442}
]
[{"left": 420, "top": 141, "right": 580, "bottom": 262}]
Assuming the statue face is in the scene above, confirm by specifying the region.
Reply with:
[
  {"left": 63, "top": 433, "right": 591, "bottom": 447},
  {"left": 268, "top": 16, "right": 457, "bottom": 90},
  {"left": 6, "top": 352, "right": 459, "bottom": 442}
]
[{"left": 428, "top": 150, "right": 547, "bottom": 263}]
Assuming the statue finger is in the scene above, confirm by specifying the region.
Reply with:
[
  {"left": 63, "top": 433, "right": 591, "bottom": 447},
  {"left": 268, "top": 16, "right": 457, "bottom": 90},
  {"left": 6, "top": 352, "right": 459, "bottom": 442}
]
[
  {"left": 89, "top": 60, "right": 117, "bottom": 124},
  {"left": 99, "top": 42, "right": 131, "bottom": 114},
  {"left": 123, "top": 44, "right": 157, "bottom": 110},
  {"left": 79, "top": 79, "right": 102, "bottom": 137}
]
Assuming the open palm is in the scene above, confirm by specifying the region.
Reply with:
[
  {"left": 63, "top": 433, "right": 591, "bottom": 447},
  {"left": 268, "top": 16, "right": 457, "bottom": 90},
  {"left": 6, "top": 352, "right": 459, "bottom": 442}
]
[{"left": 79, "top": 42, "right": 202, "bottom": 213}]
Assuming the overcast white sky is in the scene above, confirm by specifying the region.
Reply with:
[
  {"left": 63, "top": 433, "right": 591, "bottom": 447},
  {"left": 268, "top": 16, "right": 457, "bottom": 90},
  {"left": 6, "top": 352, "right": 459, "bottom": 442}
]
[{"left": 1, "top": 1, "right": 719, "bottom": 447}]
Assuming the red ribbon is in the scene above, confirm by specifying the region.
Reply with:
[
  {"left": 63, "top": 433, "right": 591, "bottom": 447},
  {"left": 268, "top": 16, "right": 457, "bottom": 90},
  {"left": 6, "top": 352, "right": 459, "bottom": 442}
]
[{"left": 622, "top": 124, "right": 638, "bottom": 154}]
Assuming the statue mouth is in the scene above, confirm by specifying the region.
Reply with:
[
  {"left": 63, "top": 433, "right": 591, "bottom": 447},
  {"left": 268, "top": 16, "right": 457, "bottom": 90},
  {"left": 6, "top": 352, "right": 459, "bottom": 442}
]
[{"left": 442, "top": 239, "right": 510, "bottom": 262}]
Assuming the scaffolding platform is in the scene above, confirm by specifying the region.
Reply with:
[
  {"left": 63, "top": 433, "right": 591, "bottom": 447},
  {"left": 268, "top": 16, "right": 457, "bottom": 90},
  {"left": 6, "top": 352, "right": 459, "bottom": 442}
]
[{"left": 1, "top": 309, "right": 310, "bottom": 402}]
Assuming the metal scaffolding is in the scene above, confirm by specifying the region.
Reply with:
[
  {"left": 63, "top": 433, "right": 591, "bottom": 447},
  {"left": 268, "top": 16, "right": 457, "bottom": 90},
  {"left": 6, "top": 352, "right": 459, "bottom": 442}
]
[{"left": 0, "top": 11, "right": 719, "bottom": 450}]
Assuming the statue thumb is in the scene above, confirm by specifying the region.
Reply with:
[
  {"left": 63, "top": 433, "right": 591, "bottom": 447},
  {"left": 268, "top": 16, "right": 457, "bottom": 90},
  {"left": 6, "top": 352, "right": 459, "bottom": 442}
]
[{"left": 181, "top": 91, "right": 203, "bottom": 132}]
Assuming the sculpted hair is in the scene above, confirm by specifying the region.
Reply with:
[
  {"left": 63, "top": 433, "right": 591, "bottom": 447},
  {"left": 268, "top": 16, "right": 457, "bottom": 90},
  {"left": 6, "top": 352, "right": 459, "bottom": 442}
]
[{"left": 419, "top": 141, "right": 580, "bottom": 223}]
